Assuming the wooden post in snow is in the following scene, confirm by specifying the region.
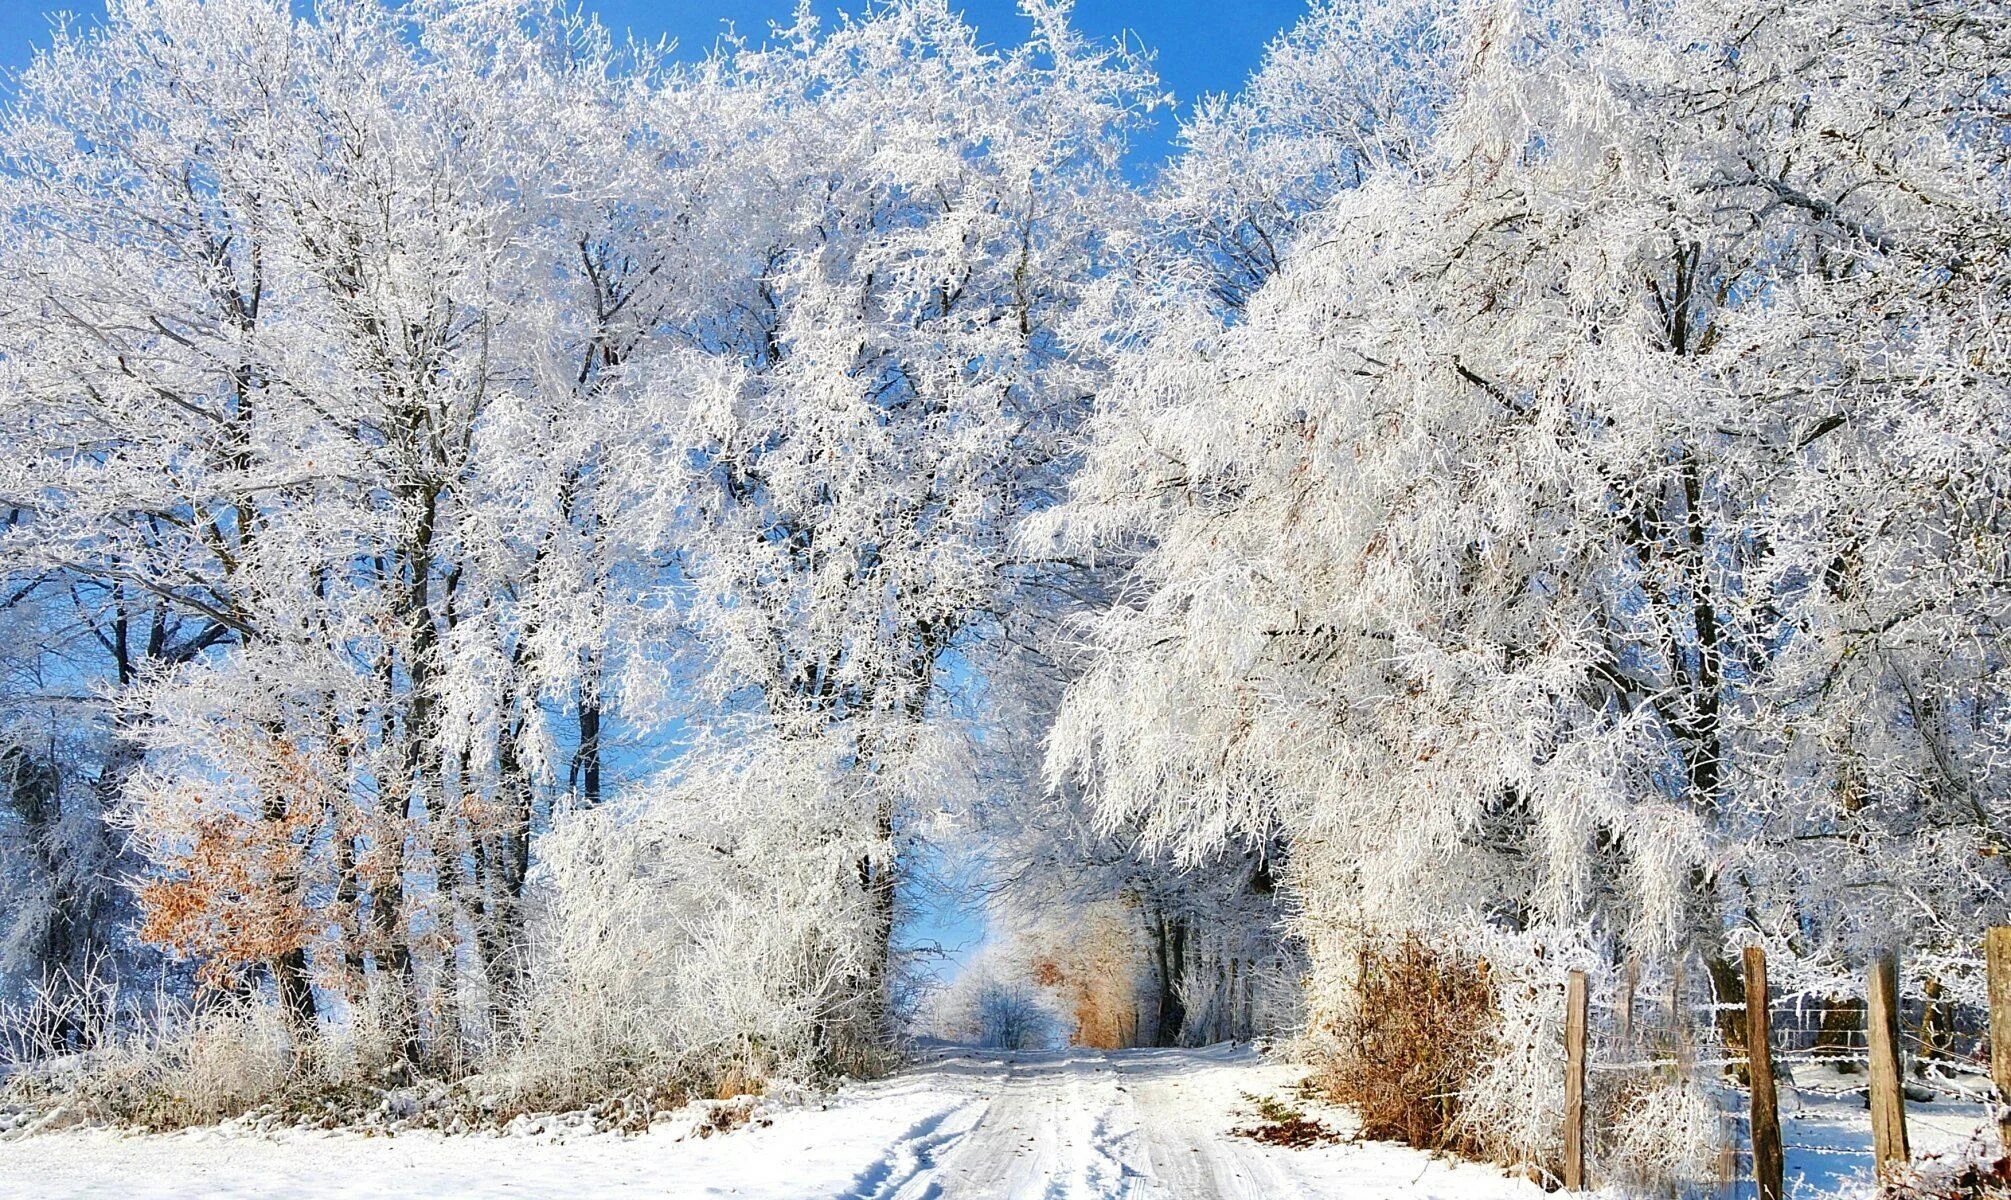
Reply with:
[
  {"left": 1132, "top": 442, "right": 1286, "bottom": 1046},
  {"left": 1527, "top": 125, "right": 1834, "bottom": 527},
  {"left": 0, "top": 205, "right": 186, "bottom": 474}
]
[
  {"left": 1564, "top": 969, "right": 1588, "bottom": 1190},
  {"left": 1867, "top": 950, "right": 1910, "bottom": 1178},
  {"left": 1988, "top": 927, "right": 2011, "bottom": 1152},
  {"left": 1744, "top": 947, "right": 1784, "bottom": 1200}
]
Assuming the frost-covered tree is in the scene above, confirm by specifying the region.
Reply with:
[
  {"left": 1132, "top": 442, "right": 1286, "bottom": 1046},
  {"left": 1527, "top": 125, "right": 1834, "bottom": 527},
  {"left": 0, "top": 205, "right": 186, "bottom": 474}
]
[
  {"left": 649, "top": 0, "right": 1157, "bottom": 1052},
  {"left": 0, "top": 0, "right": 712, "bottom": 1062},
  {"left": 0, "top": 0, "right": 326, "bottom": 1026},
  {"left": 1151, "top": 0, "right": 1458, "bottom": 315},
  {"left": 0, "top": 0, "right": 1166, "bottom": 1087},
  {"left": 1043, "top": 0, "right": 2009, "bottom": 1156}
]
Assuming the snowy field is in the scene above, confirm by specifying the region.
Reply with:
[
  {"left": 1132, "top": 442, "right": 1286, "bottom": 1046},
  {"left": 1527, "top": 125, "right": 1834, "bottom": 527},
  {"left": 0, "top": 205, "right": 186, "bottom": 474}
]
[
  {"left": 0, "top": 1046, "right": 1995, "bottom": 1199},
  {"left": 0, "top": 1045, "right": 1543, "bottom": 1200},
  {"left": 1770, "top": 1064, "right": 1999, "bottom": 1197}
]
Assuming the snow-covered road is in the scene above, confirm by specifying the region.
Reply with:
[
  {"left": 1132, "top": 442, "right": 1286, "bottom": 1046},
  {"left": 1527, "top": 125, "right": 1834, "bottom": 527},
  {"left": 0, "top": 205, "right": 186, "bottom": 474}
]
[{"left": 0, "top": 1045, "right": 1546, "bottom": 1200}]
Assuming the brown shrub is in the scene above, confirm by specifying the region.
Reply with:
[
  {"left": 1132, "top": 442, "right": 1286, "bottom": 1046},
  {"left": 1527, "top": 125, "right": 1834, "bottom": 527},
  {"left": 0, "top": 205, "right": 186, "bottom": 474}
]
[
  {"left": 137, "top": 811, "right": 318, "bottom": 988},
  {"left": 134, "top": 733, "right": 332, "bottom": 991},
  {"left": 1310, "top": 932, "right": 1497, "bottom": 1156}
]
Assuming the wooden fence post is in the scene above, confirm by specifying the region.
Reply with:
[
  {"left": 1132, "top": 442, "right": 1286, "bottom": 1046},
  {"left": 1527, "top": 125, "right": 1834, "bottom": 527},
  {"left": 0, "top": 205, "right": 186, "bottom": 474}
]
[
  {"left": 1744, "top": 947, "right": 1784, "bottom": 1200},
  {"left": 1988, "top": 927, "right": 2011, "bottom": 1152},
  {"left": 1565, "top": 970, "right": 1588, "bottom": 1190},
  {"left": 1619, "top": 952, "right": 1638, "bottom": 1045},
  {"left": 1867, "top": 950, "right": 1910, "bottom": 1178}
]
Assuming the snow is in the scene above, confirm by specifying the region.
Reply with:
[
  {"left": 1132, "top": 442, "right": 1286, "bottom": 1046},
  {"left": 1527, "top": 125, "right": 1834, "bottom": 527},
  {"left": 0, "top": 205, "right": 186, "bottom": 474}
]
[
  {"left": 1772, "top": 1065, "right": 1997, "bottom": 1197},
  {"left": 0, "top": 1046, "right": 1549, "bottom": 1200},
  {"left": 0, "top": 1047, "right": 1998, "bottom": 1199}
]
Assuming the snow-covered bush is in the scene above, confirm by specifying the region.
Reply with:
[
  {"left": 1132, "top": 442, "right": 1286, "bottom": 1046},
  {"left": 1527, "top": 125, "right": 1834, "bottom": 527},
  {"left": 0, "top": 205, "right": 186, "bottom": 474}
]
[
  {"left": 970, "top": 982, "right": 1060, "bottom": 1052},
  {"left": 1, "top": 994, "right": 294, "bottom": 1130},
  {"left": 924, "top": 963, "right": 1063, "bottom": 1051},
  {"left": 1454, "top": 935, "right": 1574, "bottom": 1174},
  {"left": 0, "top": 964, "right": 433, "bottom": 1131},
  {"left": 504, "top": 739, "right": 889, "bottom": 1106},
  {"left": 1598, "top": 1072, "right": 1728, "bottom": 1193},
  {"left": 1300, "top": 925, "right": 1726, "bottom": 1189}
]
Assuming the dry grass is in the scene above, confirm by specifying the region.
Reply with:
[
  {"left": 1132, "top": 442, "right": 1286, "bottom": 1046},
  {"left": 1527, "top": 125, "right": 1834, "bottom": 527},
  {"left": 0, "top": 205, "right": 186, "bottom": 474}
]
[
  {"left": 0, "top": 976, "right": 716, "bottom": 1135},
  {"left": 1232, "top": 1092, "right": 1346, "bottom": 1148},
  {"left": 2, "top": 998, "right": 298, "bottom": 1131}
]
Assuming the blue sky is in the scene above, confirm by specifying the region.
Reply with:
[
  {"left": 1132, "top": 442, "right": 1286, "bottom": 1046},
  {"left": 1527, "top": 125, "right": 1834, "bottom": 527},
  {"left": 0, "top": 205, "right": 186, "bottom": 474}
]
[{"left": 0, "top": 0, "right": 1308, "bottom": 170}]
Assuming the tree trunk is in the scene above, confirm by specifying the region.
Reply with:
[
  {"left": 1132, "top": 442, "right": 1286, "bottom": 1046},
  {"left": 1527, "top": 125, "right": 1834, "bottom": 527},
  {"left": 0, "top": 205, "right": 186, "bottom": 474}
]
[
  {"left": 272, "top": 947, "right": 319, "bottom": 1039},
  {"left": 1811, "top": 995, "right": 1864, "bottom": 1073},
  {"left": 1918, "top": 976, "right": 1952, "bottom": 1069},
  {"left": 835, "top": 782, "right": 900, "bottom": 1072},
  {"left": 4, "top": 747, "right": 87, "bottom": 1051},
  {"left": 259, "top": 725, "right": 319, "bottom": 1052},
  {"left": 384, "top": 485, "right": 443, "bottom": 1066},
  {"left": 574, "top": 652, "right": 602, "bottom": 807},
  {"left": 478, "top": 654, "right": 538, "bottom": 1037},
  {"left": 1705, "top": 952, "right": 1750, "bottom": 1082},
  {"left": 1151, "top": 913, "right": 1189, "bottom": 1047}
]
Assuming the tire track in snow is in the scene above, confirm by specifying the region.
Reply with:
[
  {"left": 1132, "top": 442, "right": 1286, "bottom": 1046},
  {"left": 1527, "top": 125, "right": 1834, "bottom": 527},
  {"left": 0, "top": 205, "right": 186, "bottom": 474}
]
[
  {"left": 919, "top": 1050, "right": 1150, "bottom": 1200},
  {"left": 1114, "top": 1046, "right": 1301, "bottom": 1200},
  {"left": 848, "top": 1045, "right": 1558, "bottom": 1200},
  {"left": 831, "top": 1049, "right": 1009, "bottom": 1200},
  {"left": 835, "top": 1098, "right": 988, "bottom": 1200}
]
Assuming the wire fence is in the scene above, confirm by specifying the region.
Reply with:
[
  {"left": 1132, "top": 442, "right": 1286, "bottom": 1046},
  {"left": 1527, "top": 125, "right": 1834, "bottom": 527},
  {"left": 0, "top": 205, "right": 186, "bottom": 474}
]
[
  {"left": 1557, "top": 945, "right": 2007, "bottom": 1197},
  {"left": 1584, "top": 1001, "right": 1993, "bottom": 1077}
]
